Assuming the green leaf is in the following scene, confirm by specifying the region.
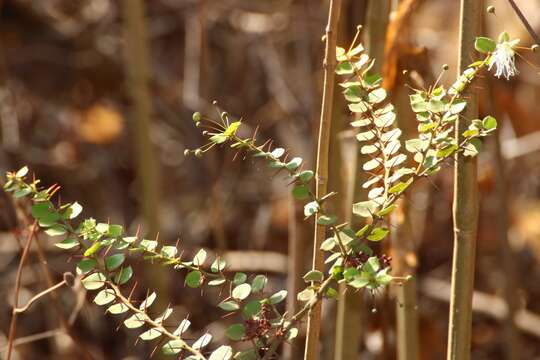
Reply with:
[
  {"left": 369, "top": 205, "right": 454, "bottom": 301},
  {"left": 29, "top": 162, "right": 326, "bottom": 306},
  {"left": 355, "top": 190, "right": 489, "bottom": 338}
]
[
  {"left": 31, "top": 202, "right": 52, "bottom": 219},
  {"left": 343, "top": 267, "right": 360, "bottom": 281},
  {"left": 286, "top": 157, "right": 303, "bottom": 170},
  {"left": 16, "top": 166, "right": 29, "bottom": 178},
  {"left": 343, "top": 85, "right": 363, "bottom": 102},
  {"left": 251, "top": 275, "right": 267, "bottom": 293},
  {"left": 463, "top": 138, "right": 482, "bottom": 157},
  {"left": 317, "top": 214, "right": 337, "bottom": 226},
  {"left": 356, "top": 224, "right": 370, "bottom": 237},
  {"left": 449, "top": 99, "right": 467, "bottom": 114},
  {"left": 55, "top": 238, "right": 79, "bottom": 250},
  {"left": 367, "top": 88, "right": 386, "bottom": 104},
  {"left": 95, "top": 223, "right": 109, "bottom": 233},
  {"left": 139, "top": 328, "right": 162, "bottom": 341},
  {"left": 139, "top": 292, "right": 157, "bottom": 310},
  {"left": 76, "top": 258, "right": 97, "bottom": 275},
  {"left": 65, "top": 202, "right": 83, "bottom": 219},
  {"left": 297, "top": 288, "right": 316, "bottom": 302},
  {"left": 436, "top": 144, "right": 458, "bottom": 158},
  {"left": 105, "top": 254, "right": 125, "bottom": 271},
  {"left": 208, "top": 277, "right": 226, "bottom": 286},
  {"left": 209, "top": 346, "right": 233, "bottom": 360},
  {"left": 243, "top": 300, "right": 262, "bottom": 317},
  {"left": 38, "top": 210, "right": 61, "bottom": 227},
  {"left": 233, "top": 272, "right": 247, "bottom": 285},
  {"left": 388, "top": 178, "right": 413, "bottom": 194},
  {"left": 362, "top": 158, "right": 381, "bottom": 171},
  {"left": 376, "top": 268, "right": 393, "bottom": 286},
  {"left": 349, "top": 273, "right": 370, "bottom": 289},
  {"left": 463, "top": 129, "right": 479, "bottom": 138},
  {"left": 336, "top": 61, "right": 354, "bottom": 75},
  {"left": 124, "top": 313, "right": 145, "bottom": 329},
  {"left": 193, "top": 249, "right": 207, "bottom": 266},
  {"left": 292, "top": 184, "right": 310, "bottom": 200},
  {"left": 226, "top": 324, "right": 245, "bottom": 341},
  {"left": 173, "top": 319, "right": 191, "bottom": 335},
  {"left": 192, "top": 333, "right": 212, "bottom": 350},
  {"left": 482, "top": 115, "right": 497, "bottom": 130},
  {"left": 107, "top": 303, "right": 129, "bottom": 314},
  {"left": 304, "top": 201, "right": 319, "bottom": 217},
  {"left": 154, "top": 308, "right": 173, "bottom": 323},
  {"left": 367, "top": 227, "right": 389, "bottom": 241},
  {"left": 186, "top": 270, "right": 202, "bottom": 288},
  {"left": 83, "top": 241, "right": 102, "bottom": 257},
  {"left": 140, "top": 239, "right": 157, "bottom": 252},
  {"left": 45, "top": 225, "right": 66, "bottom": 237},
  {"left": 211, "top": 257, "right": 226, "bottom": 273},
  {"left": 160, "top": 245, "right": 177, "bottom": 258},
  {"left": 94, "top": 289, "right": 116, "bottom": 306},
  {"left": 303, "top": 270, "right": 324, "bottom": 282},
  {"left": 234, "top": 349, "right": 258, "bottom": 360},
  {"left": 162, "top": 340, "right": 183, "bottom": 355},
  {"left": 268, "top": 290, "right": 287, "bottom": 304},
  {"left": 352, "top": 200, "right": 378, "bottom": 217},
  {"left": 427, "top": 99, "right": 445, "bottom": 113},
  {"left": 270, "top": 147, "right": 285, "bottom": 158},
  {"left": 349, "top": 102, "right": 369, "bottom": 114},
  {"left": 364, "top": 257, "right": 381, "bottom": 273},
  {"left": 320, "top": 237, "right": 336, "bottom": 251},
  {"left": 82, "top": 272, "right": 106, "bottom": 290},
  {"left": 376, "top": 204, "right": 397, "bottom": 217},
  {"left": 14, "top": 188, "right": 31, "bottom": 198},
  {"left": 232, "top": 283, "right": 251, "bottom": 300},
  {"left": 475, "top": 36, "right": 496, "bottom": 53},
  {"left": 218, "top": 300, "right": 240, "bottom": 312},
  {"left": 114, "top": 266, "right": 133, "bottom": 285},
  {"left": 298, "top": 170, "right": 314, "bottom": 183},
  {"left": 325, "top": 287, "right": 338, "bottom": 299}
]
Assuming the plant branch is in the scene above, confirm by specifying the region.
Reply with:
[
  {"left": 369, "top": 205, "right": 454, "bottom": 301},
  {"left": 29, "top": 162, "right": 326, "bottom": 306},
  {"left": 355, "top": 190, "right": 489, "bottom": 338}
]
[
  {"left": 305, "top": 1, "right": 342, "bottom": 358},
  {"left": 14, "top": 280, "right": 67, "bottom": 314},
  {"left": 6, "top": 221, "right": 38, "bottom": 360},
  {"left": 506, "top": 0, "right": 540, "bottom": 45}
]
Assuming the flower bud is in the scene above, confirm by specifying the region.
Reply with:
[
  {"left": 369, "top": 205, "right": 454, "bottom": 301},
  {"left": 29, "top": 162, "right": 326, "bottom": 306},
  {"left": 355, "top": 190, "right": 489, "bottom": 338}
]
[{"left": 192, "top": 112, "right": 202, "bottom": 123}]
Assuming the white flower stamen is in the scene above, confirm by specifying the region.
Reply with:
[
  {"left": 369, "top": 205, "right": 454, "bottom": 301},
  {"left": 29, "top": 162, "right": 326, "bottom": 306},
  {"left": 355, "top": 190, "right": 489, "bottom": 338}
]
[{"left": 488, "top": 40, "right": 519, "bottom": 80}]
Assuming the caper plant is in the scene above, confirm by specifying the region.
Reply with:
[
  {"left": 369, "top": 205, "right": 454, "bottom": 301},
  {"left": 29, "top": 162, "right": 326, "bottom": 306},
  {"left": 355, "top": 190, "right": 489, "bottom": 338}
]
[{"left": 3, "top": 30, "right": 523, "bottom": 360}]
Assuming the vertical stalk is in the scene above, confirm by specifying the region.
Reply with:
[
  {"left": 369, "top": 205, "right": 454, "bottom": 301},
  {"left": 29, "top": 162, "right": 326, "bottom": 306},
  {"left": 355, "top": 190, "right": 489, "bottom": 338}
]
[
  {"left": 304, "top": 1, "right": 342, "bottom": 359},
  {"left": 391, "top": 200, "right": 419, "bottom": 360},
  {"left": 334, "top": 131, "right": 364, "bottom": 360},
  {"left": 122, "top": 0, "right": 169, "bottom": 315},
  {"left": 487, "top": 81, "right": 520, "bottom": 360},
  {"left": 447, "top": 1, "right": 482, "bottom": 359},
  {"left": 285, "top": 192, "right": 304, "bottom": 360}
]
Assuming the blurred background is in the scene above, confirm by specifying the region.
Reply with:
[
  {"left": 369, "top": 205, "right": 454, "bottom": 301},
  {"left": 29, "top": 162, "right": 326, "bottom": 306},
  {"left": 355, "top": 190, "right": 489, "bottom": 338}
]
[{"left": 1, "top": 0, "right": 540, "bottom": 359}]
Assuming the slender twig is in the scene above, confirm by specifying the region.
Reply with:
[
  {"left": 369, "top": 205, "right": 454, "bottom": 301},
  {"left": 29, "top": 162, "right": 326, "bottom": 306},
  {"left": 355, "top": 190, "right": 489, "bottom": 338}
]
[
  {"left": 304, "top": 1, "right": 342, "bottom": 359},
  {"left": 262, "top": 277, "right": 335, "bottom": 360},
  {"left": 14, "top": 280, "right": 67, "bottom": 314},
  {"left": 6, "top": 221, "right": 38, "bottom": 360},
  {"left": 106, "top": 281, "right": 207, "bottom": 360},
  {"left": 506, "top": 0, "right": 540, "bottom": 45}
]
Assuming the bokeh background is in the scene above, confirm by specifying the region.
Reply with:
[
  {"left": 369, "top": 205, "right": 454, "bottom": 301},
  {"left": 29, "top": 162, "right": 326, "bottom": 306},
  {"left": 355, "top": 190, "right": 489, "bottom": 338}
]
[{"left": 1, "top": 0, "right": 540, "bottom": 359}]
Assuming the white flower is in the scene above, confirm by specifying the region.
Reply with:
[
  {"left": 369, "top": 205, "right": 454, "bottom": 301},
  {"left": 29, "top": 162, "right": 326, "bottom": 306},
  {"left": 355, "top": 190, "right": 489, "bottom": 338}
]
[{"left": 488, "top": 39, "right": 520, "bottom": 80}]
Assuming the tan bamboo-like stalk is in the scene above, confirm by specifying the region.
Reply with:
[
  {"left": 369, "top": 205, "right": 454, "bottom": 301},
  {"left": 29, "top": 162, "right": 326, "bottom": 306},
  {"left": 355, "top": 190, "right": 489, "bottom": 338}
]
[
  {"left": 304, "top": 1, "right": 342, "bottom": 359},
  {"left": 487, "top": 81, "right": 520, "bottom": 360},
  {"left": 121, "top": 0, "right": 169, "bottom": 313},
  {"left": 391, "top": 199, "right": 419, "bottom": 360},
  {"left": 334, "top": 130, "right": 364, "bottom": 360},
  {"left": 285, "top": 192, "right": 304, "bottom": 360},
  {"left": 447, "top": 1, "right": 482, "bottom": 359}
]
